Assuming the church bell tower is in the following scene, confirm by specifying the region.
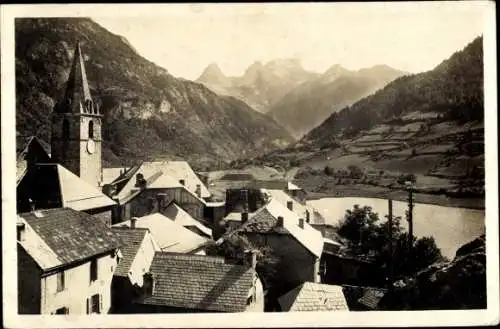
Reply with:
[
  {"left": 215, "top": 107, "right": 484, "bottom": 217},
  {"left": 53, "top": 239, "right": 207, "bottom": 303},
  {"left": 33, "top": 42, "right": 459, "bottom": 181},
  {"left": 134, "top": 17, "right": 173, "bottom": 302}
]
[{"left": 51, "top": 41, "right": 102, "bottom": 187}]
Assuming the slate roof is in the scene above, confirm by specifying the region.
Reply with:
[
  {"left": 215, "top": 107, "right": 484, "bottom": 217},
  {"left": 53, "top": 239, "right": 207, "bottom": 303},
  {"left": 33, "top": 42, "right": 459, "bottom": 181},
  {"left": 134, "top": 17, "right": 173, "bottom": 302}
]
[
  {"left": 278, "top": 282, "right": 349, "bottom": 312},
  {"left": 114, "top": 161, "right": 211, "bottom": 202},
  {"left": 342, "top": 285, "right": 387, "bottom": 310},
  {"left": 113, "top": 213, "right": 209, "bottom": 253},
  {"left": 162, "top": 203, "right": 212, "bottom": 238},
  {"left": 230, "top": 198, "right": 324, "bottom": 257},
  {"left": 139, "top": 252, "right": 255, "bottom": 312},
  {"left": 16, "top": 136, "right": 51, "bottom": 183},
  {"left": 110, "top": 227, "right": 149, "bottom": 277},
  {"left": 18, "top": 208, "right": 122, "bottom": 271}
]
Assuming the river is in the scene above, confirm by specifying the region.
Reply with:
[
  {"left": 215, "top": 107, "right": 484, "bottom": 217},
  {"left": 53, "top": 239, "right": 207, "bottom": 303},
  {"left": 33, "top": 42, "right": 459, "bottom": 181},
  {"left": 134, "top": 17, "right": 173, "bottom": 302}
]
[{"left": 308, "top": 197, "right": 485, "bottom": 259}]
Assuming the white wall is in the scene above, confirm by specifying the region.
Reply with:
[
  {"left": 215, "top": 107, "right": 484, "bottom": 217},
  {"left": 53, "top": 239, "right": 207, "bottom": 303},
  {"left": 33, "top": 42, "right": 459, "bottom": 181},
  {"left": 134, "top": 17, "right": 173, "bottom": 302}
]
[
  {"left": 128, "top": 232, "right": 157, "bottom": 287},
  {"left": 40, "top": 252, "right": 118, "bottom": 315}
]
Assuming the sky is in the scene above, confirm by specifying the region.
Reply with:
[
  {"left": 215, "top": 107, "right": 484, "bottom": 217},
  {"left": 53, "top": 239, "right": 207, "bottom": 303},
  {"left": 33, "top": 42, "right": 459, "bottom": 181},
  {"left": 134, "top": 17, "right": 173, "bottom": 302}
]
[{"left": 87, "top": 2, "right": 486, "bottom": 80}]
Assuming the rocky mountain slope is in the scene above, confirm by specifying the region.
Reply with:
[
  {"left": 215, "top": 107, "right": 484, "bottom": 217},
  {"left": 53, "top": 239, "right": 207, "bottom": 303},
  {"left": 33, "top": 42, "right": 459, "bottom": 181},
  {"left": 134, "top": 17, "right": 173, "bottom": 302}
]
[
  {"left": 232, "top": 37, "right": 484, "bottom": 205},
  {"left": 15, "top": 18, "right": 294, "bottom": 169},
  {"left": 196, "top": 59, "right": 319, "bottom": 113},
  {"left": 268, "top": 64, "right": 406, "bottom": 138}
]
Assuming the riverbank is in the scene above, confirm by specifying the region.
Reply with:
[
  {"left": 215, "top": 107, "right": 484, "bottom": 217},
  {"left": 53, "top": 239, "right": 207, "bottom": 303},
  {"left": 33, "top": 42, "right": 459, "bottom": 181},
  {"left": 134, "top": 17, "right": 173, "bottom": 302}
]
[{"left": 304, "top": 184, "right": 485, "bottom": 210}]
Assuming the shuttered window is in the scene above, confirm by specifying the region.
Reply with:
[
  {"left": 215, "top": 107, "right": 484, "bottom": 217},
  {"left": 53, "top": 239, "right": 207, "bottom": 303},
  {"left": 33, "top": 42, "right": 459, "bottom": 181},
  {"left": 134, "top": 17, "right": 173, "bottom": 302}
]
[
  {"left": 90, "top": 259, "right": 98, "bottom": 282},
  {"left": 56, "top": 271, "right": 65, "bottom": 292},
  {"left": 88, "top": 294, "right": 101, "bottom": 314}
]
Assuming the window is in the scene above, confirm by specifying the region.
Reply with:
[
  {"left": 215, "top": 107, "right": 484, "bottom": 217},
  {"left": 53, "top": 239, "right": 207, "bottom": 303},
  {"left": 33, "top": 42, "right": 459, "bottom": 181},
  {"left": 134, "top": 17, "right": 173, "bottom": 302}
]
[
  {"left": 55, "top": 307, "right": 69, "bottom": 315},
  {"left": 62, "top": 119, "right": 70, "bottom": 139},
  {"left": 85, "top": 99, "right": 93, "bottom": 113},
  {"left": 90, "top": 259, "right": 98, "bottom": 282},
  {"left": 88, "top": 120, "right": 94, "bottom": 139},
  {"left": 87, "top": 294, "right": 101, "bottom": 314},
  {"left": 56, "top": 271, "right": 65, "bottom": 292}
]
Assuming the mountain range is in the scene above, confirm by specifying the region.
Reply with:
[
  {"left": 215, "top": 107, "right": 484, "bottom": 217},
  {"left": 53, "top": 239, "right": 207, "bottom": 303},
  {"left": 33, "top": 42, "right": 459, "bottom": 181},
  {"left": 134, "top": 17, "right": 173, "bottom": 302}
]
[
  {"left": 232, "top": 36, "right": 484, "bottom": 203},
  {"left": 268, "top": 64, "right": 407, "bottom": 138},
  {"left": 197, "top": 58, "right": 319, "bottom": 114},
  {"left": 197, "top": 59, "right": 406, "bottom": 138},
  {"left": 15, "top": 18, "right": 294, "bottom": 169}
]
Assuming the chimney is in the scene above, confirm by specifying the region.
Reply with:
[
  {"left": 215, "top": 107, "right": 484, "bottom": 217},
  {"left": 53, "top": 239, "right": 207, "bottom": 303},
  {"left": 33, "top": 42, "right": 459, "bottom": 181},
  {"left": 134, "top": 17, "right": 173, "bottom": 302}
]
[
  {"left": 143, "top": 272, "right": 155, "bottom": 296},
  {"left": 287, "top": 200, "right": 293, "bottom": 211},
  {"left": 298, "top": 218, "right": 305, "bottom": 229},
  {"left": 102, "top": 184, "right": 115, "bottom": 197},
  {"left": 244, "top": 250, "right": 257, "bottom": 270},
  {"left": 306, "top": 210, "right": 310, "bottom": 223},
  {"left": 195, "top": 184, "right": 201, "bottom": 198},
  {"left": 131, "top": 217, "right": 138, "bottom": 229},
  {"left": 241, "top": 212, "right": 248, "bottom": 223},
  {"left": 135, "top": 173, "right": 146, "bottom": 188},
  {"left": 277, "top": 216, "right": 284, "bottom": 228},
  {"left": 16, "top": 222, "right": 26, "bottom": 242},
  {"left": 156, "top": 193, "right": 168, "bottom": 212}
]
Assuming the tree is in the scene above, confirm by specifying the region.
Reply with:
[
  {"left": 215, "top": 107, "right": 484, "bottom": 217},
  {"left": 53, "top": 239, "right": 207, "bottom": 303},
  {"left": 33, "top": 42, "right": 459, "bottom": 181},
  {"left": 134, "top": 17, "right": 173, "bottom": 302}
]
[
  {"left": 324, "top": 165, "right": 334, "bottom": 176},
  {"left": 335, "top": 205, "right": 444, "bottom": 280},
  {"left": 347, "top": 165, "right": 364, "bottom": 179},
  {"left": 335, "top": 205, "right": 380, "bottom": 253},
  {"left": 206, "top": 233, "right": 280, "bottom": 291}
]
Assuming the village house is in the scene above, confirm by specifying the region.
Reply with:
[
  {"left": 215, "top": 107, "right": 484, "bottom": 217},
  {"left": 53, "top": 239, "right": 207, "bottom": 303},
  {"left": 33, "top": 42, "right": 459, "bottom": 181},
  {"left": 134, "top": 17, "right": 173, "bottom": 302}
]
[
  {"left": 260, "top": 188, "right": 325, "bottom": 225},
  {"left": 278, "top": 282, "right": 349, "bottom": 312},
  {"left": 109, "top": 227, "right": 158, "bottom": 313},
  {"left": 16, "top": 163, "right": 116, "bottom": 225},
  {"left": 16, "top": 135, "right": 51, "bottom": 185},
  {"left": 17, "top": 208, "right": 122, "bottom": 314},
  {"left": 113, "top": 213, "right": 211, "bottom": 254},
  {"left": 101, "top": 163, "right": 213, "bottom": 226},
  {"left": 162, "top": 202, "right": 212, "bottom": 238},
  {"left": 220, "top": 198, "right": 324, "bottom": 293},
  {"left": 133, "top": 251, "right": 264, "bottom": 313}
]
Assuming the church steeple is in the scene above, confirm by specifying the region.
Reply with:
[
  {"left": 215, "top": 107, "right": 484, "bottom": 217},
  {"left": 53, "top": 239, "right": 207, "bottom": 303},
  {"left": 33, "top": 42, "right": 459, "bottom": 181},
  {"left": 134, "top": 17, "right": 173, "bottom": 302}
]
[
  {"left": 57, "top": 41, "right": 97, "bottom": 115},
  {"left": 51, "top": 41, "right": 103, "bottom": 188}
]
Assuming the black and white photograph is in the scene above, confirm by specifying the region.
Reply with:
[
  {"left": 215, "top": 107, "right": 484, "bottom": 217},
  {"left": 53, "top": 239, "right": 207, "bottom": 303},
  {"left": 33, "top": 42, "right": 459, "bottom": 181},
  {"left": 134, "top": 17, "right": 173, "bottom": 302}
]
[{"left": 1, "top": 2, "right": 498, "bottom": 327}]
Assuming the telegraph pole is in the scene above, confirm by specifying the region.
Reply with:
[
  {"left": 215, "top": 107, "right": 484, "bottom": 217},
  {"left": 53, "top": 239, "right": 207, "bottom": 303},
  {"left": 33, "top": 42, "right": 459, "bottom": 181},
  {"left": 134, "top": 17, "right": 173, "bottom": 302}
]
[
  {"left": 388, "top": 199, "right": 394, "bottom": 289},
  {"left": 406, "top": 182, "right": 415, "bottom": 256}
]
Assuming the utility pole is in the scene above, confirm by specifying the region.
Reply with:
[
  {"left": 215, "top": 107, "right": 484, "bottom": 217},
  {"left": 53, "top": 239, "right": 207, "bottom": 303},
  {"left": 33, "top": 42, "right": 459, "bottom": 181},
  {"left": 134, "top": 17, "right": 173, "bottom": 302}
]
[
  {"left": 388, "top": 199, "right": 394, "bottom": 289},
  {"left": 406, "top": 182, "right": 415, "bottom": 256}
]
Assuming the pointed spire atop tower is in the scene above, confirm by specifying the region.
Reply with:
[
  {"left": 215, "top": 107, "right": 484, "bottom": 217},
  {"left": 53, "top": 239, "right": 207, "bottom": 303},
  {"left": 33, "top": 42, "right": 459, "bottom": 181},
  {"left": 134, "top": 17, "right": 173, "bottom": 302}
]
[{"left": 57, "top": 40, "right": 97, "bottom": 114}]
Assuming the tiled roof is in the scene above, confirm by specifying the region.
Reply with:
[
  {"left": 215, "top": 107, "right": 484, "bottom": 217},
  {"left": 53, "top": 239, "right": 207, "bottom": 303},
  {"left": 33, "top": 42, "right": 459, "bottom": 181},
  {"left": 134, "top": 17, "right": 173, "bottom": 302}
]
[
  {"left": 140, "top": 252, "right": 255, "bottom": 312},
  {"left": 18, "top": 208, "right": 122, "bottom": 271},
  {"left": 261, "top": 189, "right": 325, "bottom": 225},
  {"left": 342, "top": 285, "right": 387, "bottom": 310},
  {"left": 231, "top": 198, "right": 324, "bottom": 257},
  {"left": 163, "top": 203, "right": 212, "bottom": 237},
  {"left": 357, "top": 288, "right": 386, "bottom": 309},
  {"left": 140, "top": 161, "right": 211, "bottom": 198},
  {"left": 113, "top": 164, "right": 207, "bottom": 206},
  {"left": 16, "top": 136, "right": 51, "bottom": 183},
  {"left": 278, "top": 282, "right": 349, "bottom": 312},
  {"left": 16, "top": 135, "right": 51, "bottom": 158},
  {"left": 113, "top": 213, "right": 209, "bottom": 253},
  {"left": 110, "top": 227, "right": 148, "bottom": 277}
]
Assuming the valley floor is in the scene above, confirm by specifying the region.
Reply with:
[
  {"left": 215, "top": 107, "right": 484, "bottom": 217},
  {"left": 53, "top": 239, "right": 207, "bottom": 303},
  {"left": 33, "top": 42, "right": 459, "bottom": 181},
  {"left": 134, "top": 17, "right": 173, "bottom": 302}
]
[{"left": 303, "top": 183, "right": 485, "bottom": 210}]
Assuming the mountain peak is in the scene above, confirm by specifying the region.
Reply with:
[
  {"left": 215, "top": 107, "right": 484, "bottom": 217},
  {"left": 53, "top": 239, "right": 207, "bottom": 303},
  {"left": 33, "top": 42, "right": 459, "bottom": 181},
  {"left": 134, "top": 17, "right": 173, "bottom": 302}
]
[
  {"left": 324, "top": 64, "right": 349, "bottom": 76},
  {"left": 197, "top": 62, "right": 228, "bottom": 84}
]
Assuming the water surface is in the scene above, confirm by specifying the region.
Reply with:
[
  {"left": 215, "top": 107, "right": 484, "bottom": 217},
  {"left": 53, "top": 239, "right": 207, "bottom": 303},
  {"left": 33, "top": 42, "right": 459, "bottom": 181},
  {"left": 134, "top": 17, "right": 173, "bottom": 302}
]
[{"left": 309, "top": 197, "right": 485, "bottom": 259}]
